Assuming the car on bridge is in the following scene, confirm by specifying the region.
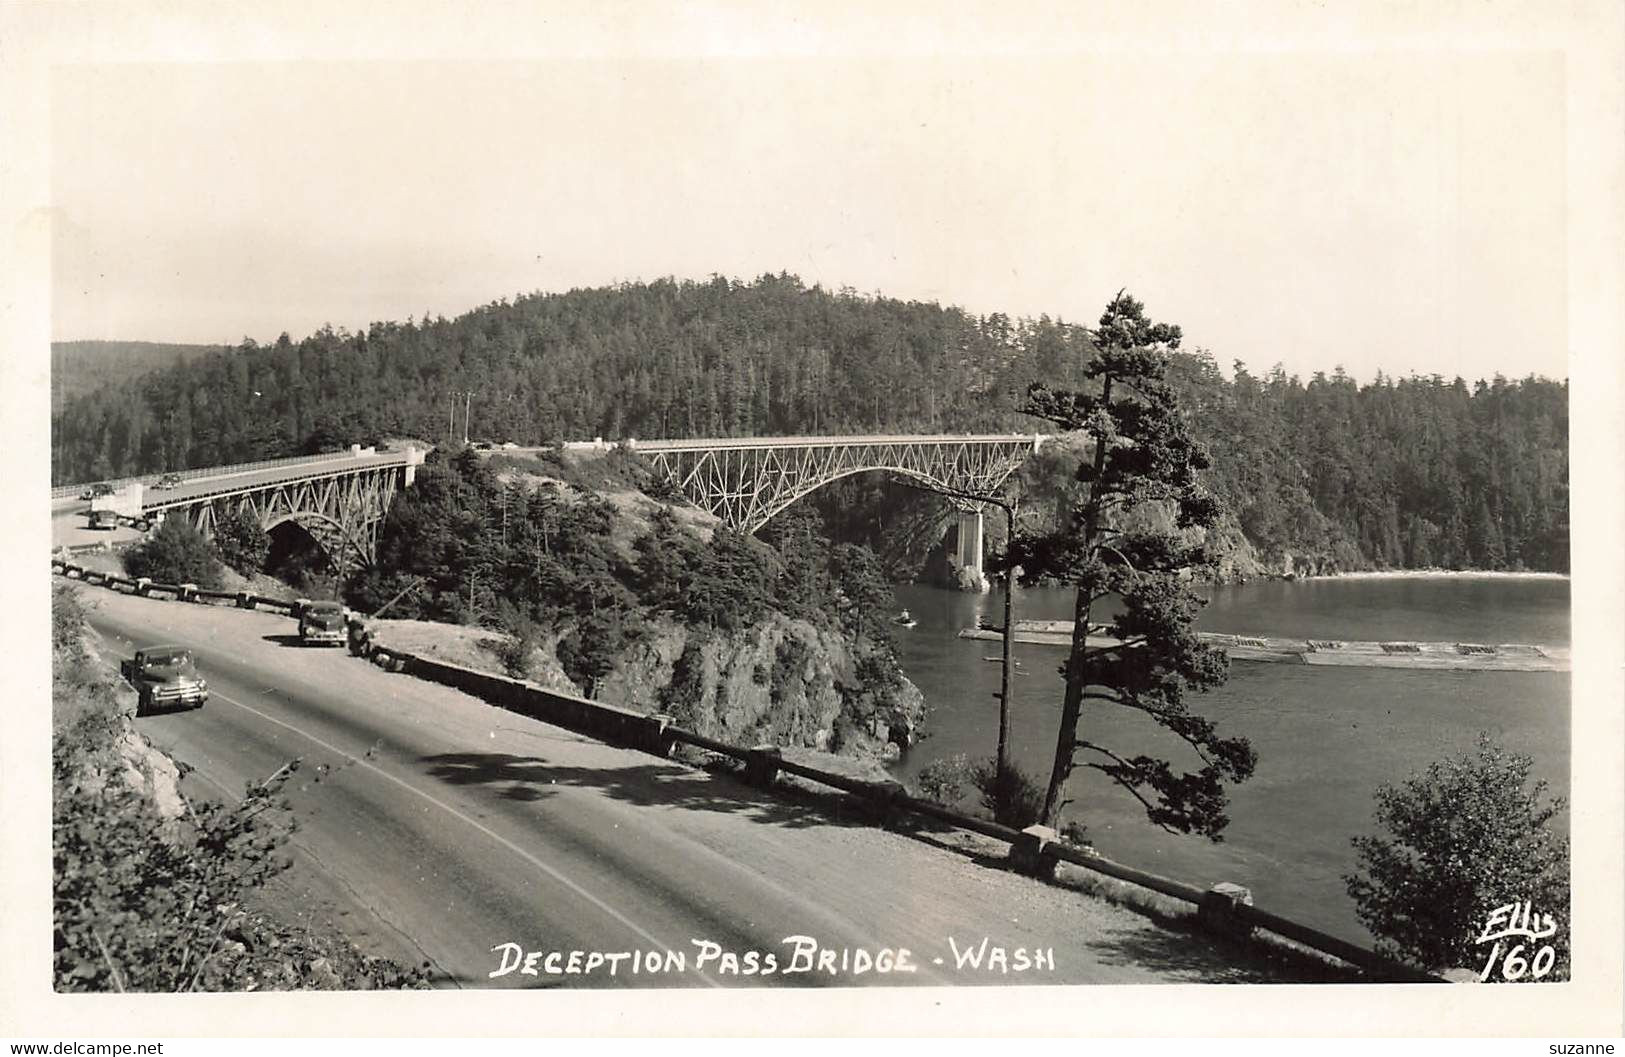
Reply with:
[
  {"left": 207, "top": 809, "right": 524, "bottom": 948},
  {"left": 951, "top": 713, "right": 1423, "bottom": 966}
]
[
  {"left": 153, "top": 473, "right": 184, "bottom": 490},
  {"left": 297, "top": 600, "right": 349, "bottom": 646},
  {"left": 121, "top": 645, "right": 208, "bottom": 716},
  {"left": 80, "top": 482, "right": 114, "bottom": 501}
]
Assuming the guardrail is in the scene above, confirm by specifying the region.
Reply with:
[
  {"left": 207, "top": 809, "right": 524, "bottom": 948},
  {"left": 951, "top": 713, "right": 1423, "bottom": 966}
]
[
  {"left": 344, "top": 619, "right": 1439, "bottom": 981},
  {"left": 51, "top": 451, "right": 360, "bottom": 499},
  {"left": 50, "top": 556, "right": 1443, "bottom": 984}
]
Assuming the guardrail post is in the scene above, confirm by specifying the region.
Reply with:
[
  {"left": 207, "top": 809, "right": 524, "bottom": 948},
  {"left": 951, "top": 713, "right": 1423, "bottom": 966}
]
[
  {"left": 643, "top": 713, "right": 678, "bottom": 757},
  {"left": 178, "top": 583, "right": 197, "bottom": 602},
  {"left": 848, "top": 778, "right": 909, "bottom": 828},
  {"left": 744, "top": 745, "right": 782, "bottom": 788},
  {"left": 236, "top": 591, "right": 256, "bottom": 610},
  {"left": 1008, "top": 825, "right": 1061, "bottom": 880},
  {"left": 347, "top": 618, "right": 371, "bottom": 656},
  {"left": 1198, "top": 882, "right": 1255, "bottom": 940}
]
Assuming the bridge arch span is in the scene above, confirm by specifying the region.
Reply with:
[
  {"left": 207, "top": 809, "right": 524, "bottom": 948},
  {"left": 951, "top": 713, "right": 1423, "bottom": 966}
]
[
  {"left": 637, "top": 434, "right": 1043, "bottom": 535},
  {"left": 748, "top": 463, "right": 982, "bottom": 532},
  {"left": 263, "top": 510, "right": 372, "bottom": 571}
]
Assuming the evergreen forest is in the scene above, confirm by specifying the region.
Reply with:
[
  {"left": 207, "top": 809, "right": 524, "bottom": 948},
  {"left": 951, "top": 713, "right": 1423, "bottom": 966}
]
[{"left": 51, "top": 274, "right": 1569, "bottom": 572}]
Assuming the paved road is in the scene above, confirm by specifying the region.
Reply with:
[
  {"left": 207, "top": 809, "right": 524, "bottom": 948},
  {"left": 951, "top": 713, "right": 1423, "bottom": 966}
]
[
  {"left": 75, "top": 587, "right": 1267, "bottom": 989},
  {"left": 50, "top": 497, "right": 144, "bottom": 550}
]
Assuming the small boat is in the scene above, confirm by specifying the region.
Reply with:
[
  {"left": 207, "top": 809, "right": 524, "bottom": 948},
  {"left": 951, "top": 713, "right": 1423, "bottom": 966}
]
[{"left": 892, "top": 609, "right": 918, "bottom": 628}]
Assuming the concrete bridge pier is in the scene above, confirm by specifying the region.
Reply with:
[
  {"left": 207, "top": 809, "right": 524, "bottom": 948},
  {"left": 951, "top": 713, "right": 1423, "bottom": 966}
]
[{"left": 954, "top": 507, "right": 990, "bottom": 593}]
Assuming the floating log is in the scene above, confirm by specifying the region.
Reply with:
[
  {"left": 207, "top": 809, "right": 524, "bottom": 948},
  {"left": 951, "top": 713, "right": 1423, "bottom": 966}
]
[{"left": 957, "top": 623, "right": 1569, "bottom": 672}]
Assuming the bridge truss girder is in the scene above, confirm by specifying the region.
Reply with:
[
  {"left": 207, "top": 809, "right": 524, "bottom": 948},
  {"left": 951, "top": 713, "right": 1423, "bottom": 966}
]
[
  {"left": 644, "top": 438, "right": 1038, "bottom": 534},
  {"left": 177, "top": 466, "right": 403, "bottom": 573}
]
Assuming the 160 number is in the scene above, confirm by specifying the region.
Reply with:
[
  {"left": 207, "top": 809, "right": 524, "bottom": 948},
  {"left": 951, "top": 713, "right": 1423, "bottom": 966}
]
[{"left": 1479, "top": 941, "right": 1557, "bottom": 981}]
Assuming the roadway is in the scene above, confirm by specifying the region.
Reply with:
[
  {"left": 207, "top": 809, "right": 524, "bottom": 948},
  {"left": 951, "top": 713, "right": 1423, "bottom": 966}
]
[
  {"left": 50, "top": 496, "right": 144, "bottom": 550},
  {"left": 72, "top": 586, "right": 1272, "bottom": 988}
]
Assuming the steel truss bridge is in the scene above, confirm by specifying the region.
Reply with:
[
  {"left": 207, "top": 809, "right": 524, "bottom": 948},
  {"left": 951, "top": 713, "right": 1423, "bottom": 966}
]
[
  {"left": 95, "top": 449, "right": 425, "bottom": 573},
  {"left": 56, "top": 434, "right": 1043, "bottom": 581},
  {"left": 632, "top": 434, "right": 1045, "bottom": 534}
]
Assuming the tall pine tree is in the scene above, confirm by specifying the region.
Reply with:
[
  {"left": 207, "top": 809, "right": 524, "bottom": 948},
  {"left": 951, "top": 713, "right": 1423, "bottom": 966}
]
[{"left": 1003, "top": 292, "right": 1257, "bottom": 838}]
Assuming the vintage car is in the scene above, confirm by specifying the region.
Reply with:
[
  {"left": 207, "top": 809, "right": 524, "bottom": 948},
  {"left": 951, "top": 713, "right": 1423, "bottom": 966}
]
[
  {"left": 120, "top": 646, "right": 208, "bottom": 716},
  {"left": 79, "top": 482, "right": 115, "bottom": 501},
  {"left": 297, "top": 600, "right": 349, "bottom": 646},
  {"left": 153, "top": 473, "right": 184, "bottom": 490}
]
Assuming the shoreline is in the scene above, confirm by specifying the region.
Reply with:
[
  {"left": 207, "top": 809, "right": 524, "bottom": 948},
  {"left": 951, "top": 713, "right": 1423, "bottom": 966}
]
[{"left": 1295, "top": 569, "right": 1570, "bottom": 581}]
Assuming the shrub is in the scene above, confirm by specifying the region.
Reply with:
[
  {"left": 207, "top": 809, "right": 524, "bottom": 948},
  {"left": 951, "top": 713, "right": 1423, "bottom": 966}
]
[
  {"left": 970, "top": 758, "right": 1047, "bottom": 829},
  {"left": 489, "top": 609, "right": 543, "bottom": 679},
  {"left": 123, "top": 518, "right": 223, "bottom": 589},
  {"left": 53, "top": 584, "right": 87, "bottom": 660},
  {"left": 1344, "top": 733, "right": 1570, "bottom": 978},
  {"left": 915, "top": 753, "right": 974, "bottom": 806},
  {"left": 214, "top": 508, "right": 269, "bottom": 575},
  {"left": 557, "top": 604, "right": 643, "bottom": 699}
]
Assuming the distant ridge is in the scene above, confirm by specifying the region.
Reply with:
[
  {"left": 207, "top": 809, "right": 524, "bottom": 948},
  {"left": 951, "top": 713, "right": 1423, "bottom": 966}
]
[{"left": 51, "top": 340, "right": 231, "bottom": 406}]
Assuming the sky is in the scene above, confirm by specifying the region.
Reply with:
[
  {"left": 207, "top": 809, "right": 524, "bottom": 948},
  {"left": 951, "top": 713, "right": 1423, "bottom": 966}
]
[{"left": 49, "top": 30, "right": 1569, "bottom": 383}]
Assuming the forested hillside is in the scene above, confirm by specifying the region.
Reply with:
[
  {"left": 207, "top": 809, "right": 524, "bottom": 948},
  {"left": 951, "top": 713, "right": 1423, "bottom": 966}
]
[
  {"left": 51, "top": 340, "right": 230, "bottom": 406},
  {"left": 51, "top": 274, "right": 1569, "bottom": 571}
]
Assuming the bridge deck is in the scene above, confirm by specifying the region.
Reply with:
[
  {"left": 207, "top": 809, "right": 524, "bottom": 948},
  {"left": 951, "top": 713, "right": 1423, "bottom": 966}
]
[
  {"left": 630, "top": 433, "right": 1042, "bottom": 453},
  {"left": 139, "top": 451, "right": 414, "bottom": 513}
]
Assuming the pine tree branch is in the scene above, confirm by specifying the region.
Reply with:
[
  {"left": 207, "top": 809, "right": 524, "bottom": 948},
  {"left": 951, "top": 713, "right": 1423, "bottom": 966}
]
[
  {"left": 1083, "top": 637, "right": 1147, "bottom": 661},
  {"left": 1079, "top": 762, "right": 1180, "bottom": 836},
  {"left": 92, "top": 925, "right": 126, "bottom": 993},
  {"left": 1108, "top": 700, "right": 1221, "bottom": 767}
]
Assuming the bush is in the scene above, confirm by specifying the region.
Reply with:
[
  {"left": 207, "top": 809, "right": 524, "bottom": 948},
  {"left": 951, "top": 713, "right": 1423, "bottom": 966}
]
[
  {"left": 123, "top": 518, "right": 223, "bottom": 589},
  {"left": 557, "top": 605, "right": 643, "bottom": 699},
  {"left": 53, "top": 584, "right": 87, "bottom": 660},
  {"left": 915, "top": 753, "right": 974, "bottom": 806},
  {"left": 214, "top": 508, "right": 269, "bottom": 575},
  {"left": 970, "top": 759, "right": 1047, "bottom": 829},
  {"left": 1344, "top": 733, "right": 1570, "bottom": 977},
  {"left": 489, "top": 608, "right": 543, "bottom": 679}
]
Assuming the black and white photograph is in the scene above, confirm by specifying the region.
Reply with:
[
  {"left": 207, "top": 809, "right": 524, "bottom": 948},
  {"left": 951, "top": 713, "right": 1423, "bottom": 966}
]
[{"left": 2, "top": 0, "right": 1622, "bottom": 1042}]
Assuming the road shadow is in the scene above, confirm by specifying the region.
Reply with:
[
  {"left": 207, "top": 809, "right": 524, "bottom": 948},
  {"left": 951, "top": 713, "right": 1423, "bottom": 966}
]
[
  {"left": 262, "top": 634, "right": 311, "bottom": 648},
  {"left": 1080, "top": 918, "right": 1352, "bottom": 984},
  {"left": 1089, "top": 921, "right": 1271, "bottom": 983},
  {"left": 418, "top": 750, "right": 868, "bottom": 831}
]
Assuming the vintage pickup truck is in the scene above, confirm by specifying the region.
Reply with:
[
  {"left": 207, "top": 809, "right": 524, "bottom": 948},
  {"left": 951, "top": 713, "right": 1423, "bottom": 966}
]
[
  {"left": 297, "top": 600, "right": 349, "bottom": 646},
  {"left": 120, "top": 645, "right": 208, "bottom": 716}
]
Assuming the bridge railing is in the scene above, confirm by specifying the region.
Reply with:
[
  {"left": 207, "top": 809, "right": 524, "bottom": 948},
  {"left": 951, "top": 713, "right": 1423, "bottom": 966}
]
[
  {"left": 138, "top": 452, "right": 414, "bottom": 512},
  {"left": 51, "top": 450, "right": 359, "bottom": 500},
  {"left": 630, "top": 433, "right": 1044, "bottom": 453}
]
